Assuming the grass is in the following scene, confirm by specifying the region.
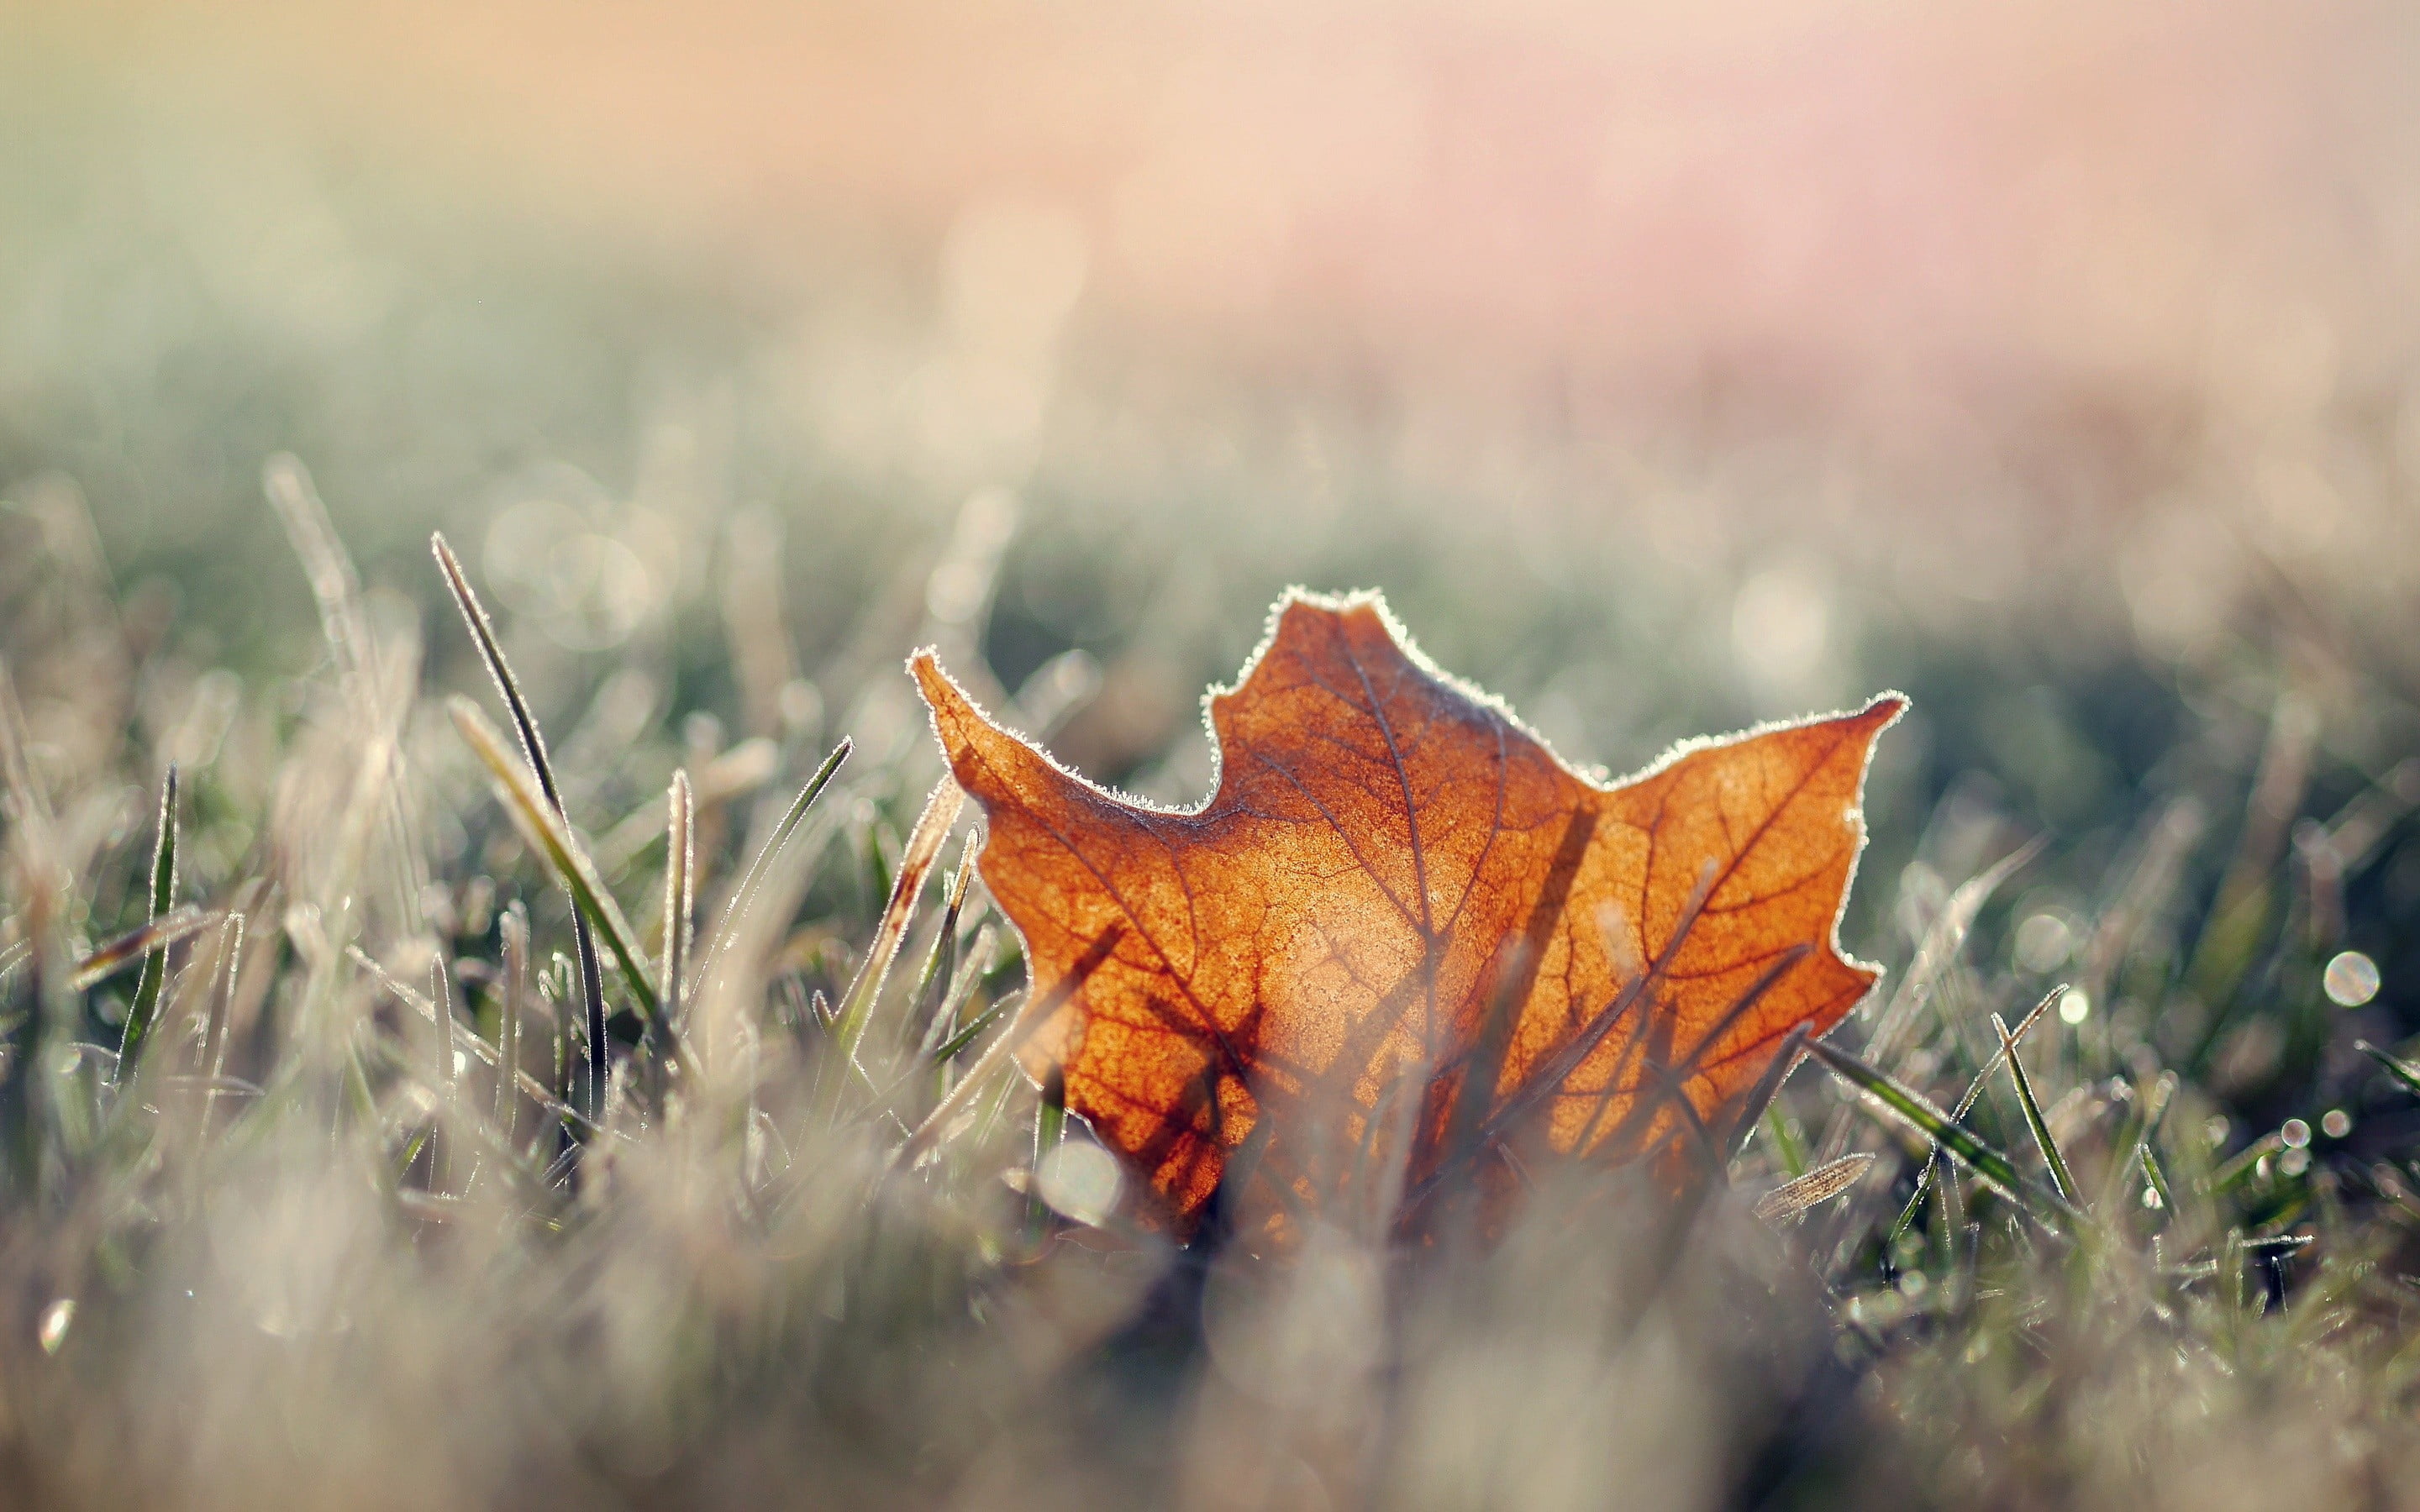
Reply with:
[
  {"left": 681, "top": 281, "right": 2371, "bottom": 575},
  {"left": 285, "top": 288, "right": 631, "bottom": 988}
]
[
  {"left": 0, "top": 375, "right": 2410, "bottom": 1509},
  {"left": 0, "top": 454, "right": 2414, "bottom": 1511}
]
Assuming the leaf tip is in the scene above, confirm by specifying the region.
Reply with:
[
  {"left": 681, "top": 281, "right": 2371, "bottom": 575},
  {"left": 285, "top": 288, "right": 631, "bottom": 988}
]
[
  {"left": 1859, "top": 691, "right": 1912, "bottom": 728},
  {"left": 908, "top": 646, "right": 965, "bottom": 719}
]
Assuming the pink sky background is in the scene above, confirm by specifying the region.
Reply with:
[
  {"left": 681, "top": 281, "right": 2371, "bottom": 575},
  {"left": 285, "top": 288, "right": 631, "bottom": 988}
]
[{"left": 32, "top": 0, "right": 2420, "bottom": 432}]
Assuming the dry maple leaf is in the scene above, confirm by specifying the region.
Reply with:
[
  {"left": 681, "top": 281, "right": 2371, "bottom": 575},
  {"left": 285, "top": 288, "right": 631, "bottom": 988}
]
[{"left": 912, "top": 591, "right": 1900, "bottom": 1249}]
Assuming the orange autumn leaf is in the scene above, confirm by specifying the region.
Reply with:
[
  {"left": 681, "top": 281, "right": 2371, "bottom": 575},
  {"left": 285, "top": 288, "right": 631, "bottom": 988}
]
[{"left": 912, "top": 591, "right": 1900, "bottom": 1247}]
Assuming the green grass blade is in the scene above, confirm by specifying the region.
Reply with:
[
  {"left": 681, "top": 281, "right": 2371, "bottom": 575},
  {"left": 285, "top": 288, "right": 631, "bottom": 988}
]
[
  {"left": 434, "top": 533, "right": 615, "bottom": 1120},
  {"left": 2098, "top": 1068, "right": 2176, "bottom": 1215},
  {"left": 918, "top": 922, "right": 996, "bottom": 1062},
  {"left": 698, "top": 737, "right": 852, "bottom": 981},
  {"left": 903, "top": 837, "right": 975, "bottom": 1052},
  {"left": 348, "top": 941, "right": 600, "bottom": 1138},
  {"left": 1028, "top": 1069, "right": 1067, "bottom": 1234},
  {"left": 115, "top": 765, "right": 181, "bottom": 1082},
  {"left": 1887, "top": 1172, "right": 1930, "bottom": 1249},
  {"left": 1721, "top": 1019, "right": 1812, "bottom": 1166},
  {"left": 2359, "top": 1039, "right": 2420, "bottom": 1100},
  {"left": 2142, "top": 1143, "right": 2177, "bottom": 1213},
  {"left": 823, "top": 777, "right": 964, "bottom": 1111},
  {"left": 1764, "top": 1105, "right": 1807, "bottom": 1179},
  {"left": 1993, "top": 1006, "right": 2080, "bottom": 1206},
  {"left": 929, "top": 990, "right": 1016, "bottom": 1066},
  {"left": 1885, "top": 987, "right": 2066, "bottom": 1238},
  {"left": 2206, "top": 1132, "right": 2284, "bottom": 1194},
  {"left": 897, "top": 927, "right": 1123, "bottom": 1167},
  {"left": 1802, "top": 1035, "right": 2077, "bottom": 1228},
  {"left": 450, "top": 698, "right": 660, "bottom": 1028},
  {"left": 496, "top": 901, "right": 529, "bottom": 1144},
  {"left": 432, "top": 534, "right": 567, "bottom": 811}
]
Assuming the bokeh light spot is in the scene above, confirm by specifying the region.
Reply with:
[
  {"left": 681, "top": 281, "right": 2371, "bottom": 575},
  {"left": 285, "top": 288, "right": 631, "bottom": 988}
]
[
  {"left": 2014, "top": 911, "right": 2078, "bottom": 973},
  {"left": 2324, "top": 950, "right": 2381, "bottom": 1007},
  {"left": 1730, "top": 561, "right": 1833, "bottom": 699},
  {"left": 37, "top": 1298, "right": 73, "bottom": 1355},
  {"left": 1035, "top": 1141, "right": 1123, "bottom": 1228}
]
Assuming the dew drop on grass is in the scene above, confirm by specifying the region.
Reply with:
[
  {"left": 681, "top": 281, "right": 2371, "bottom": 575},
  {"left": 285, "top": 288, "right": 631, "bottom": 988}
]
[
  {"left": 2281, "top": 1148, "right": 2312, "bottom": 1178},
  {"left": 2323, "top": 1109, "right": 2353, "bottom": 1139},
  {"left": 2058, "top": 987, "right": 2091, "bottom": 1026},
  {"left": 37, "top": 1298, "right": 73, "bottom": 1355},
  {"left": 2281, "top": 1118, "right": 2312, "bottom": 1149},
  {"left": 2324, "top": 950, "right": 2381, "bottom": 1007}
]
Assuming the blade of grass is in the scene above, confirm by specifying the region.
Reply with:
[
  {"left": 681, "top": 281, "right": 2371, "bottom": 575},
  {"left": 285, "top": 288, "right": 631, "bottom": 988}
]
[
  {"left": 660, "top": 770, "right": 695, "bottom": 1064},
  {"left": 449, "top": 698, "right": 660, "bottom": 1028},
  {"left": 918, "top": 922, "right": 997, "bottom": 1062},
  {"left": 269, "top": 459, "right": 429, "bottom": 939},
  {"left": 346, "top": 943, "right": 602, "bottom": 1138},
  {"left": 1755, "top": 1152, "right": 1874, "bottom": 1225},
  {"left": 0, "top": 652, "right": 57, "bottom": 855},
  {"left": 1764, "top": 1105, "right": 1808, "bottom": 1179},
  {"left": 1930, "top": 1148, "right": 1965, "bottom": 1270},
  {"left": 2142, "top": 1142, "right": 2177, "bottom": 1213},
  {"left": 2206, "top": 1132, "right": 2284, "bottom": 1194},
  {"left": 2097, "top": 1068, "right": 2177, "bottom": 1215},
  {"left": 433, "top": 533, "right": 613, "bottom": 1121},
  {"left": 430, "top": 949, "right": 457, "bottom": 1192},
  {"left": 1802, "top": 1034, "right": 2078, "bottom": 1229},
  {"left": 929, "top": 988, "right": 1019, "bottom": 1066},
  {"left": 697, "top": 737, "right": 851, "bottom": 984},
  {"left": 196, "top": 914, "right": 245, "bottom": 1144},
  {"left": 432, "top": 951, "right": 457, "bottom": 1106},
  {"left": 1724, "top": 1021, "right": 1812, "bottom": 1165},
  {"left": 1888, "top": 1165, "right": 1930, "bottom": 1252},
  {"left": 1993, "top": 1004, "right": 2080, "bottom": 1205},
  {"left": 115, "top": 766, "right": 181, "bottom": 1080},
  {"left": 902, "top": 836, "right": 976, "bottom": 1052},
  {"left": 2358, "top": 1039, "right": 2420, "bottom": 1100},
  {"left": 897, "top": 926, "right": 1124, "bottom": 1168},
  {"left": 1028, "top": 1069, "right": 1066, "bottom": 1234},
  {"left": 1887, "top": 987, "right": 2065, "bottom": 1245},
  {"left": 1469, "top": 864, "right": 1723, "bottom": 1166},
  {"left": 75, "top": 906, "right": 208, "bottom": 994},
  {"left": 822, "top": 777, "right": 964, "bottom": 1114},
  {"left": 497, "top": 901, "right": 529, "bottom": 1145},
  {"left": 1864, "top": 837, "right": 2044, "bottom": 1070}
]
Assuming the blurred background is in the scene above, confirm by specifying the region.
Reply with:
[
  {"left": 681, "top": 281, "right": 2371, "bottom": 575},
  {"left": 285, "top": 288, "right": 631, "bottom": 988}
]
[{"left": 6, "top": 0, "right": 2418, "bottom": 1006}]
